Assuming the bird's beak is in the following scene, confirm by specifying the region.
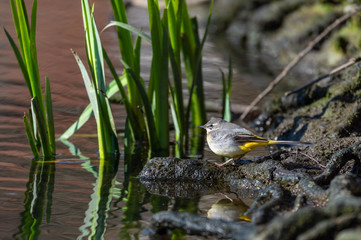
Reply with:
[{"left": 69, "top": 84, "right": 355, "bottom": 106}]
[{"left": 198, "top": 125, "right": 206, "bottom": 129}]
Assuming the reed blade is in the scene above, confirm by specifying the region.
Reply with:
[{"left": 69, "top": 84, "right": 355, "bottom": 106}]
[
  {"left": 120, "top": 59, "right": 159, "bottom": 151},
  {"left": 4, "top": 28, "right": 32, "bottom": 93},
  {"left": 72, "top": 50, "right": 100, "bottom": 124},
  {"left": 109, "top": 0, "right": 134, "bottom": 67},
  {"left": 110, "top": 0, "right": 143, "bottom": 127},
  {"left": 9, "top": 0, "right": 22, "bottom": 51},
  {"left": 15, "top": 0, "right": 40, "bottom": 100},
  {"left": 59, "top": 77, "right": 126, "bottom": 139},
  {"left": 80, "top": 0, "right": 119, "bottom": 158},
  {"left": 222, "top": 57, "right": 232, "bottom": 122},
  {"left": 103, "top": 48, "right": 142, "bottom": 140},
  {"left": 148, "top": 0, "right": 169, "bottom": 152},
  {"left": 23, "top": 113, "right": 40, "bottom": 159},
  {"left": 103, "top": 21, "right": 152, "bottom": 43},
  {"left": 45, "top": 77, "right": 55, "bottom": 154},
  {"left": 31, "top": 97, "right": 51, "bottom": 157},
  {"left": 29, "top": 0, "right": 40, "bottom": 86},
  {"left": 29, "top": 107, "right": 40, "bottom": 150},
  {"left": 158, "top": 9, "right": 170, "bottom": 153},
  {"left": 166, "top": 0, "right": 185, "bottom": 157},
  {"left": 134, "top": 36, "right": 142, "bottom": 77}
]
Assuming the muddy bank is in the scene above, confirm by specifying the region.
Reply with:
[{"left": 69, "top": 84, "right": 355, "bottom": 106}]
[{"left": 139, "top": 63, "right": 361, "bottom": 239}]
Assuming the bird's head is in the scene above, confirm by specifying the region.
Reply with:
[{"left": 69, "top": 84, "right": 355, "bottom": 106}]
[{"left": 198, "top": 117, "right": 226, "bottom": 133}]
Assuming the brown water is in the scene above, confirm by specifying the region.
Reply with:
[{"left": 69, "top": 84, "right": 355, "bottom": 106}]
[{"left": 0, "top": 1, "right": 276, "bottom": 239}]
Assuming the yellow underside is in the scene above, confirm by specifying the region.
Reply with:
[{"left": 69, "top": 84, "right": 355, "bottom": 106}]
[{"left": 240, "top": 141, "right": 270, "bottom": 152}]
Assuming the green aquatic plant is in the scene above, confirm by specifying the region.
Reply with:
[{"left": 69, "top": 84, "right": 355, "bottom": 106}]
[
  {"left": 59, "top": 77, "right": 127, "bottom": 140},
  {"left": 109, "top": 0, "right": 148, "bottom": 147},
  {"left": 222, "top": 58, "right": 233, "bottom": 122},
  {"left": 4, "top": 0, "right": 56, "bottom": 159},
  {"left": 74, "top": 0, "right": 119, "bottom": 159},
  {"left": 102, "top": 0, "right": 172, "bottom": 155},
  {"left": 181, "top": 0, "right": 212, "bottom": 156},
  {"left": 62, "top": 0, "right": 217, "bottom": 158},
  {"left": 125, "top": 0, "right": 214, "bottom": 156}
]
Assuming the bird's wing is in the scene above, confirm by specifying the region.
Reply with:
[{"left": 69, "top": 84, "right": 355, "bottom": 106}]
[{"left": 232, "top": 132, "right": 268, "bottom": 144}]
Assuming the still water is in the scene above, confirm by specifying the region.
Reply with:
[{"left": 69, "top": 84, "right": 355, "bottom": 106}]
[{"left": 0, "top": 0, "right": 278, "bottom": 239}]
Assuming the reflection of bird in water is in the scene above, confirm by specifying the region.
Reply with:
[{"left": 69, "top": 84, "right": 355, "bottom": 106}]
[{"left": 207, "top": 198, "right": 251, "bottom": 222}]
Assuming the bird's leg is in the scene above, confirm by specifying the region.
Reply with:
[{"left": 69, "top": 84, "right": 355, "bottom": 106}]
[{"left": 215, "top": 158, "right": 234, "bottom": 167}]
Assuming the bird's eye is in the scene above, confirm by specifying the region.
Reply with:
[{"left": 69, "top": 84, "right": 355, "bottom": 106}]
[{"left": 209, "top": 124, "right": 213, "bottom": 129}]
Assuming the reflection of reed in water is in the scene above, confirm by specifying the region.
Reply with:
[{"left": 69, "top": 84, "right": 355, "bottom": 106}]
[
  {"left": 14, "top": 160, "right": 56, "bottom": 239},
  {"left": 207, "top": 198, "right": 251, "bottom": 222},
  {"left": 78, "top": 155, "right": 119, "bottom": 240}
]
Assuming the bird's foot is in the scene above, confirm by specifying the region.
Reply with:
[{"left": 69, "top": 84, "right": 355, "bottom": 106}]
[{"left": 214, "top": 158, "right": 234, "bottom": 167}]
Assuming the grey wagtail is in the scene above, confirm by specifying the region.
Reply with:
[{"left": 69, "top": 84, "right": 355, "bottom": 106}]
[{"left": 199, "top": 117, "right": 312, "bottom": 167}]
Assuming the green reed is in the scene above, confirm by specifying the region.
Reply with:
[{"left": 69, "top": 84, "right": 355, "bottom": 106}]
[
  {"left": 222, "top": 58, "right": 233, "bottom": 122},
  {"left": 4, "top": 0, "right": 56, "bottom": 159},
  {"left": 73, "top": 0, "right": 120, "bottom": 159},
  {"left": 108, "top": 0, "right": 215, "bottom": 157},
  {"left": 107, "top": 0, "right": 167, "bottom": 153},
  {"left": 62, "top": 0, "right": 216, "bottom": 158}
]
